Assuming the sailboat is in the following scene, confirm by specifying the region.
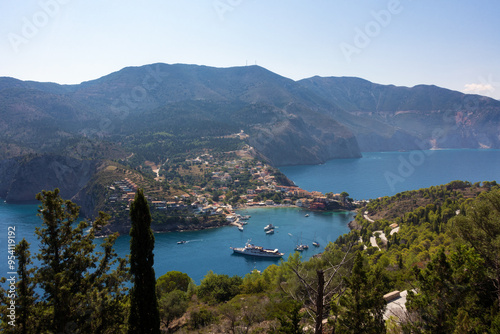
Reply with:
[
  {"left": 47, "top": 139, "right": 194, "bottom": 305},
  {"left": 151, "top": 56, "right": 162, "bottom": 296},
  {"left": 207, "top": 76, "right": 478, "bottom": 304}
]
[
  {"left": 312, "top": 233, "right": 320, "bottom": 247},
  {"left": 294, "top": 233, "right": 308, "bottom": 251}
]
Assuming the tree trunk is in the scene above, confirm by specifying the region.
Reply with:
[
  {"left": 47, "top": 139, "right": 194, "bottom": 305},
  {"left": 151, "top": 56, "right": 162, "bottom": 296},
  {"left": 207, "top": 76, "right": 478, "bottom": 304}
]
[{"left": 315, "top": 270, "right": 324, "bottom": 334}]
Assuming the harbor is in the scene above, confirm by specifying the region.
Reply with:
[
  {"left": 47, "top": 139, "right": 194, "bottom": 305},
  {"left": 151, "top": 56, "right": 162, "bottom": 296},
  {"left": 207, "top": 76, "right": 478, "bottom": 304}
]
[{"left": 147, "top": 206, "right": 354, "bottom": 283}]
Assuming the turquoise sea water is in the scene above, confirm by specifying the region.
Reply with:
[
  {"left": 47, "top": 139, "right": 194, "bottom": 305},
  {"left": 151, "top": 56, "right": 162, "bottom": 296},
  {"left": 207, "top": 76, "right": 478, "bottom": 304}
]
[
  {"left": 1, "top": 149, "right": 500, "bottom": 283},
  {"left": 280, "top": 149, "right": 500, "bottom": 200}
]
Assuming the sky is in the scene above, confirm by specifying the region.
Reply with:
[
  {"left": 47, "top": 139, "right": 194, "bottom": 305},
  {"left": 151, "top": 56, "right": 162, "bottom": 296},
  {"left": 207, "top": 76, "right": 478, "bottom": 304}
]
[{"left": 1, "top": 0, "right": 499, "bottom": 99}]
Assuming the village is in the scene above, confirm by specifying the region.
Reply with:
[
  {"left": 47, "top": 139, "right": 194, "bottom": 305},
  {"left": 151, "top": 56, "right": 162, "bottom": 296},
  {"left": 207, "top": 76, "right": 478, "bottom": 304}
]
[{"left": 102, "top": 152, "right": 359, "bottom": 229}]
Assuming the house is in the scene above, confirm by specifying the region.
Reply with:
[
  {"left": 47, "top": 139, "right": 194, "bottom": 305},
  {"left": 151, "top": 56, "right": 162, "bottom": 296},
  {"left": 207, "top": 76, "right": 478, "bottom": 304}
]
[
  {"left": 315, "top": 196, "right": 328, "bottom": 203},
  {"left": 296, "top": 198, "right": 307, "bottom": 207},
  {"left": 226, "top": 214, "right": 237, "bottom": 222},
  {"left": 309, "top": 202, "right": 326, "bottom": 210}
]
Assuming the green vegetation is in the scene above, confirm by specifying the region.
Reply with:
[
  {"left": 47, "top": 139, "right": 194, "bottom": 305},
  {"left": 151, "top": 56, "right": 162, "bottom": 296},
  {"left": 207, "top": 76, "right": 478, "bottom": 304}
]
[
  {"left": 1, "top": 181, "right": 500, "bottom": 333},
  {"left": 128, "top": 189, "right": 161, "bottom": 334},
  {"left": 332, "top": 252, "right": 386, "bottom": 333},
  {"left": 0, "top": 189, "right": 129, "bottom": 333}
]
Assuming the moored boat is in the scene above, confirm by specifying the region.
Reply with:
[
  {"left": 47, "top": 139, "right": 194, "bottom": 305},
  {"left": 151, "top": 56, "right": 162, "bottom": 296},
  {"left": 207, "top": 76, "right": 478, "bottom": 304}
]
[
  {"left": 231, "top": 240, "right": 283, "bottom": 258},
  {"left": 264, "top": 224, "right": 274, "bottom": 231},
  {"left": 295, "top": 243, "right": 309, "bottom": 251}
]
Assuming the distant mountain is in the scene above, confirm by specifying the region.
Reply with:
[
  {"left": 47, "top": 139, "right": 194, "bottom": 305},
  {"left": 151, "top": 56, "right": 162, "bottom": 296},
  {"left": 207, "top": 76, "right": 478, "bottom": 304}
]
[
  {"left": 299, "top": 76, "right": 500, "bottom": 151},
  {"left": 0, "top": 64, "right": 362, "bottom": 166},
  {"left": 1, "top": 63, "right": 500, "bottom": 167}
]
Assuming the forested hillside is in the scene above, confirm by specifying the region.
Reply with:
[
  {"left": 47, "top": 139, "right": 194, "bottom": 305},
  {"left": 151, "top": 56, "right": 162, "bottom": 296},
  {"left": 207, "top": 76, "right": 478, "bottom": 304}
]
[
  {"left": 3, "top": 181, "right": 498, "bottom": 333},
  {"left": 2, "top": 63, "right": 500, "bottom": 206}
]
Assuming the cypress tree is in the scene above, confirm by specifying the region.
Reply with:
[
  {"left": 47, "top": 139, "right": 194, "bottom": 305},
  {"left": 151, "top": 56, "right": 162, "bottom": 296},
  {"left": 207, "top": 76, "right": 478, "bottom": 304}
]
[{"left": 128, "top": 189, "right": 160, "bottom": 334}]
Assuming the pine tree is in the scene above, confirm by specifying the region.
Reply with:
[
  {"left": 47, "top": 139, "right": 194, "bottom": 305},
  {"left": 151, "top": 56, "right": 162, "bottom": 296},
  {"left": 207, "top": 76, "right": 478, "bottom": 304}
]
[
  {"left": 332, "top": 252, "right": 386, "bottom": 334},
  {"left": 15, "top": 239, "right": 39, "bottom": 334},
  {"left": 0, "top": 239, "right": 39, "bottom": 333},
  {"left": 128, "top": 189, "right": 160, "bottom": 334},
  {"left": 451, "top": 188, "right": 500, "bottom": 307},
  {"left": 406, "top": 246, "right": 493, "bottom": 333},
  {"left": 39, "top": 189, "right": 129, "bottom": 333},
  {"left": 406, "top": 248, "right": 455, "bottom": 333}
]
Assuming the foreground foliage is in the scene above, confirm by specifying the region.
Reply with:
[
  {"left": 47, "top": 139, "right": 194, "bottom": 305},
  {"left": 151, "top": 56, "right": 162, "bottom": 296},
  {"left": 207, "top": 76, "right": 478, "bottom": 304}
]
[
  {"left": 2, "top": 181, "right": 499, "bottom": 333},
  {"left": 0, "top": 189, "right": 129, "bottom": 333},
  {"left": 128, "top": 189, "right": 161, "bottom": 334}
]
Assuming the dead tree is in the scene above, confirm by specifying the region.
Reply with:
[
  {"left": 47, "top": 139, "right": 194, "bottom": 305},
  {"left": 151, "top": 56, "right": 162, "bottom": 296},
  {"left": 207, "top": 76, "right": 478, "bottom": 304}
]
[{"left": 281, "top": 243, "right": 354, "bottom": 334}]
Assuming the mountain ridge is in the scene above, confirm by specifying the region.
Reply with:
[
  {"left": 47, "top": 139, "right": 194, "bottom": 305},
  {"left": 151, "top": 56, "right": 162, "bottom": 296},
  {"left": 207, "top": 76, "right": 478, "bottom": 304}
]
[
  {"left": 1, "top": 62, "right": 500, "bottom": 205},
  {"left": 2, "top": 62, "right": 500, "bottom": 162}
]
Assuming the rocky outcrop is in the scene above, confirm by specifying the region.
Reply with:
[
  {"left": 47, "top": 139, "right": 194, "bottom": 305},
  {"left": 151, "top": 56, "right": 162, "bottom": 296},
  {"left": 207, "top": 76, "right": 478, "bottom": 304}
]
[
  {"left": 0, "top": 155, "right": 99, "bottom": 203},
  {"left": 0, "top": 158, "right": 20, "bottom": 198},
  {"left": 248, "top": 111, "right": 362, "bottom": 166}
]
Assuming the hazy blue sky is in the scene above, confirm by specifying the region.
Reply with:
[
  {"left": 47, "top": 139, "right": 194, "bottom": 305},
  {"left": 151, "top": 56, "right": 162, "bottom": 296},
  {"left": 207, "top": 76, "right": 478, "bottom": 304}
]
[{"left": 1, "top": 1, "right": 499, "bottom": 99}]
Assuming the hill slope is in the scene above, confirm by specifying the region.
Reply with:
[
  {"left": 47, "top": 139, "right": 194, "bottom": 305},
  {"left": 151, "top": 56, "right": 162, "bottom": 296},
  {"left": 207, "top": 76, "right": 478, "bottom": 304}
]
[
  {"left": 299, "top": 76, "right": 500, "bottom": 151},
  {"left": 1, "top": 63, "right": 500, "bottom": 205}
]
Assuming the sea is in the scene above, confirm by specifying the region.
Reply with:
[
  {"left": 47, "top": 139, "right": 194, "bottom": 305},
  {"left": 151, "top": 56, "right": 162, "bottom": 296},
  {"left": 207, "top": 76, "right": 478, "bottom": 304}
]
[{"left": 1, "top": 149, "right": 500, "bottom": 284}]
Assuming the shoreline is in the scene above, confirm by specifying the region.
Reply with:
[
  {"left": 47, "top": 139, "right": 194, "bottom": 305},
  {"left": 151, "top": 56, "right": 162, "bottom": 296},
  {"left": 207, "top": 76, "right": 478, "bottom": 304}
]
[{"left": 235, "top": 203, "right": 356, "bottom": 213}]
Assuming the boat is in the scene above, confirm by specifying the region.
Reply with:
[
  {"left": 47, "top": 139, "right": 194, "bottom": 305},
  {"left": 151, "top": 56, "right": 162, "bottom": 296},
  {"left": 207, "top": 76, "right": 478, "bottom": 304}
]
[
  {"left": 177, "top": 240, "right": 187, "bottom": 244},
  {"left": 312, "top": 241, "right": 320, "bottom": 247},
  {"left": 305, "top": 214, "right": 309, "bottom": 217},
  {"left": 240, "top": 215, "right": 251, "bottom": 220},
  {"left": 264, "top": 224, "right": 274, "bottom": 231},
  {"left": 266, "top": 228, "right": 274, "bottom": 235},
  {"left": 295, "top": 244, "right": 305, "bottom": 251},
  {"left": 295, "top": 243, "right": 309, "bottom": 251},
  {"left": 231, "top": 240, "right": 283, "bottom": 258},
  {"left": 238, "top": 226, "right": 244, "bottom": 231}
]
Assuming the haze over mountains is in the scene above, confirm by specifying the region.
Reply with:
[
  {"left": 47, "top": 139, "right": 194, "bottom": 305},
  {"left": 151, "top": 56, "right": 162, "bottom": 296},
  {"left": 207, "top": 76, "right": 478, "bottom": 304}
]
[{"left": 1, "top": 63, "right": 499, "bottom": 202}]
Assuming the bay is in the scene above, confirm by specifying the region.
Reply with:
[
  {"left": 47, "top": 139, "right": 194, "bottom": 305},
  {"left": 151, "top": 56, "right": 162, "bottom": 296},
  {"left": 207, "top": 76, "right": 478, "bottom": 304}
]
[
  {"left": 1, "top": 149, "right": 500, "bottom": 284},
  {"left": 0, "top": 203, "right": 352, "bottom": 283},
  {"left": 280, "top": 149, "right": 500, "bottom": 200}
]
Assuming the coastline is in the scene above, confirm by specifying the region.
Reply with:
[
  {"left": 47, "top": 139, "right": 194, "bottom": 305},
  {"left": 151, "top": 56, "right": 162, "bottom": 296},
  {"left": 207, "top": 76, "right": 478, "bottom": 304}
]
[{"left": 235, "top": 203, "right": 355, "bottom": 213}]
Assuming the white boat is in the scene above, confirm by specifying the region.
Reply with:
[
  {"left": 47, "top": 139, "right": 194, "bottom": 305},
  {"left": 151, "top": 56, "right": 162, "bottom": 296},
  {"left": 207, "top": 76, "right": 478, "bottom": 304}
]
[
  {"left": 266, "top": 229, "right": 274, "bottom": 235},
  {"left": 238, "top": 226, "right": 244, "bottom": 231},
  {"left": 295, "top": 243, "right": 309, "bottom": 251},
  {"left": 305, "top": 214, "right": 309, "bottom": 217},
  {"left": 177, "top": 240, "right": 187, "bottom": 244},
  {"left": 264, "top": 224, "right": 274, "bottom": 231},
  {"left": 312, "top": 241, "right": 320, "bottom": 247},
  {"left": 231, "top": 240, "right": 283, "bottom": 258}
]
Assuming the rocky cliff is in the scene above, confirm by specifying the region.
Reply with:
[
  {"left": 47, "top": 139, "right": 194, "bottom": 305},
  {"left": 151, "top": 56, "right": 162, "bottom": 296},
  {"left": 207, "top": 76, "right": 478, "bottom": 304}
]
[{"left": 0, "top": 155, "right": 99, "bottom": 203}]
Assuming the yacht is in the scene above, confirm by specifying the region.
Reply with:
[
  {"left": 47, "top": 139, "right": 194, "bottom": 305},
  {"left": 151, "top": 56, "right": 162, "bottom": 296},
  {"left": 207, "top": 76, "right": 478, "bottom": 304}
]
[
  {"left": 231, "top": 240, "right": 283, "bottom": 258},
  {"left": 295, "top": 243, "right": 309, "bottom": 251},
  {"left": 264, "top": 224, "right": 274, "bottom": 231}
]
